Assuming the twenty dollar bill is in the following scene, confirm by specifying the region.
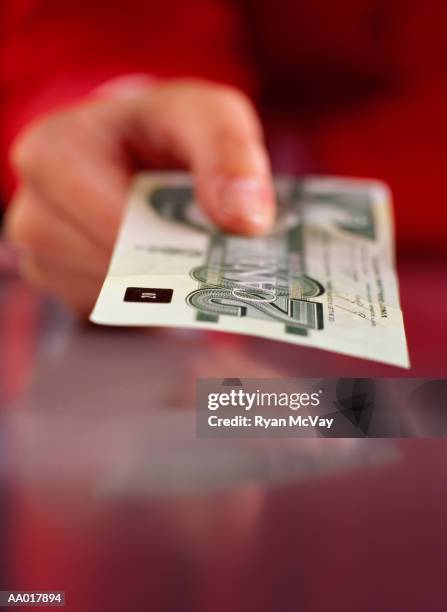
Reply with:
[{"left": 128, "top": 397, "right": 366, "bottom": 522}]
[{"left": 91, "top": 172, "right": 409, "bottom": 367}]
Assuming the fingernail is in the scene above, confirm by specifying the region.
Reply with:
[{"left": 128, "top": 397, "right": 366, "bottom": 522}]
[{"left": 219, "top": 177, "right": 273, "bottom": 230}]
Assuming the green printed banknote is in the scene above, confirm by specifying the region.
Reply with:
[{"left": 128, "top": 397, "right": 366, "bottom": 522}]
[{"left": 91, "top": 173, "right": 409, "bottom": 367}]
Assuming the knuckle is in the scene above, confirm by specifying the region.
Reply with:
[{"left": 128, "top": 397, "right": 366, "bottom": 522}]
[
  {"left": 210, "top": 83, "right": 248, "bottom": 104},
  {"left": 174, "top": 79, "right": 258, "bottom": 116},
  {"left": 215, "top": 85, "right": 256, "bottom": 113},
  {"left": 9, "top": 108, "right": 82, "bottom": 176},
  {"left": 152, "top": 78, "right": 263, "bottom": 139},
  {"left": 10, "top": 119, "right": 55, "bottom": 174},
  {"left": 4, "top": 198, "right": 43, "bottom": 253},
  {"left": 211, "top": 86, "right": 263, "bottom": 138}
]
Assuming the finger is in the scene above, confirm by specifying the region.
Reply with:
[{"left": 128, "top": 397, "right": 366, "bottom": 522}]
[
  {"left": 138, "top": 81, "right": 276, "bottom": 234},
  {"left": 19, "top": 254, "right": 103, "bottom": 317},
  {"left": 10, "top": 109, "right": 130, "bottom": 251},
  {"left": 11, "top": 82, "right": 276, "bottom": 239},
  {"left": 5, "top": 188, "right": 111, "bottom": 277}
]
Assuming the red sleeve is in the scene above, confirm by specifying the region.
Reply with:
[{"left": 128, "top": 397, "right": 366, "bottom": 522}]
[
  {"left": 311, "top": 0, "right": 447, "bottom": 253},
  {"left": 0, "top": 0, "right": 256, "bottom": 198}
]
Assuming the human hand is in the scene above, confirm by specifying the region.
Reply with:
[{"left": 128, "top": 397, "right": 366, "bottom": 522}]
[{"left": 5, "top": 79, "right": 275, "bottom": 314}]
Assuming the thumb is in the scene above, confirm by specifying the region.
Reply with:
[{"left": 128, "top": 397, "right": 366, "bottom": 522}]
[{"left": 137, "top": 80, "right": 276, "bottom": 234}]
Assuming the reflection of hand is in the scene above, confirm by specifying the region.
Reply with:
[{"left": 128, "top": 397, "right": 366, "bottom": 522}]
[{"left": 5, "top": 79, "right": 276, "bottom": 314}]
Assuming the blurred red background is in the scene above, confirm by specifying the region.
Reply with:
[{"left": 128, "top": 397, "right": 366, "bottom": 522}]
[{"left": 1, "top": 0, "right": 447, "bottom": 254}]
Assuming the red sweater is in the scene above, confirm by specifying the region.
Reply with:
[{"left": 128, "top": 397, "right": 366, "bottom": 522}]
[{"left": 1, "top": 0, "right": 446, "bottom": 253}]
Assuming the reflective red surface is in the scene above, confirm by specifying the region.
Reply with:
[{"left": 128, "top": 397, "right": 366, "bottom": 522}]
[{"left": 1, "top": 244, "right": 447, "bottom": 611}]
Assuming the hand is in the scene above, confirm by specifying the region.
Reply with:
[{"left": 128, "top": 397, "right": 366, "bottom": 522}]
[{"left": 4, "top": 79, "right": 276, "bottom": 315}]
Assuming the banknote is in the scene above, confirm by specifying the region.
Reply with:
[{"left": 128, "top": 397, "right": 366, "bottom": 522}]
[{"left": 90, "top": 172, "right": 409, "bottom": 367}]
